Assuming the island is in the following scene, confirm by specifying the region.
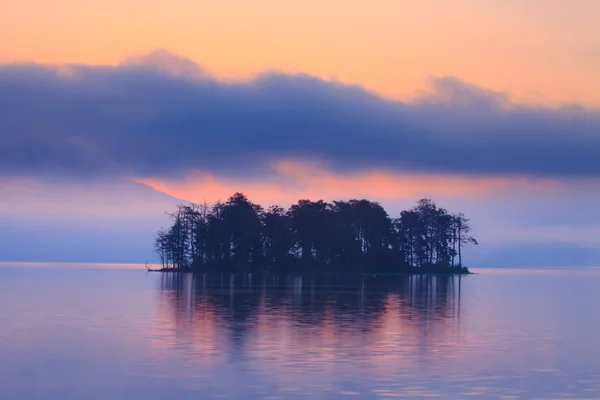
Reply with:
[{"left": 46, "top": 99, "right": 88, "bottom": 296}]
[{"left": 151, "top": 193, "right": 477, "bottom": 275}]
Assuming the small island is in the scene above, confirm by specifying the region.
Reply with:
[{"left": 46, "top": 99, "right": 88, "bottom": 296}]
[{"left": 152, "top": 193, "right": 477, "bottom": 275}]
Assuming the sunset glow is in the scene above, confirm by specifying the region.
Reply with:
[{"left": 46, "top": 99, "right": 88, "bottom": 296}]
[
  {"left": 134, "top": 160, "right": 559, "bottom": 205},
  {"left": 2, "top": 0, "right": 599, "bottom": 105},
  {"left": 4, "top": 2, "right": 600, "bottom": 398},
  {"left": 1, "top": 0, "right": 599, "bottom": 265}
]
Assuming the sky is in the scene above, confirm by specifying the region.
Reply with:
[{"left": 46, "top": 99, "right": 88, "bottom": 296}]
[{"left": 1, "top": 0, "right": 599, "bottom": 266}]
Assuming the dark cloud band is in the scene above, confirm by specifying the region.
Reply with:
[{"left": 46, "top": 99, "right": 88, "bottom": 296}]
[{"left": 1, "top": 51, "right": 599, "bottom": 179}]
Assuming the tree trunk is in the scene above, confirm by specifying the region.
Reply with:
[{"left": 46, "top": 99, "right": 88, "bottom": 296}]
[{"left": 457, "top": 223, "right": 462, "bottom": 267}]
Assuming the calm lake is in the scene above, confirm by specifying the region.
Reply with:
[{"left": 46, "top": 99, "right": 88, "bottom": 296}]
[{"left": 1, "top": 265, "right": 600, "bottom": 399}]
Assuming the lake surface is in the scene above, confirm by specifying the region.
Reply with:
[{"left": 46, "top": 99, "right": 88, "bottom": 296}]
[{"left": 1, "top": 265, "right": 600, "bottom": 399}]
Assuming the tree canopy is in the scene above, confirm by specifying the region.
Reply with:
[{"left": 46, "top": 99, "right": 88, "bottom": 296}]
[{"left": 154, "top": 193, "right": 477, "bottom": 273}]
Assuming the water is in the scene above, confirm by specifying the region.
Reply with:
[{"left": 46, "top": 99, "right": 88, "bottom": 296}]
[{"left": 1, "top": 265, "right": 600, "bottom": 399}]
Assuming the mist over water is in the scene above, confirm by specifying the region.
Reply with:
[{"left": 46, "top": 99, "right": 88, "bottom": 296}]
[{"left": 1, "top": 265, "right": 600, "bottom": 399}]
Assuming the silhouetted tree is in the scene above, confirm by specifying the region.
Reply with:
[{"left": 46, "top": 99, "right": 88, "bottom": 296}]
[
  {"left": 453, "top": 212, "right": 478, "bottom": 267},
  {"left": 288, "top": 200, "right": 330, "bottom": 265},
  {"left": 154, "top": 194, "right": 476, "bottom": 272},
  {"left": 222, "top": 193, "right": 263, "bottom": 271},
  {"left": 154, "top": 228, "right": 168, "bottom": 269},
  {"left": 262, "top": 205, "right": 295, "bottom": 267}
]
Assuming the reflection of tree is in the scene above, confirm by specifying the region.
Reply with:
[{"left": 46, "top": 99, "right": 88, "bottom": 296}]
[{"left": 156, "top": 273, "right": 463, "bottom": 357}]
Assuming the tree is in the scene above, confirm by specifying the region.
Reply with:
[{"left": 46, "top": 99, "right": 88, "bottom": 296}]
[
  {"left": 396, "top": 209, "right": 427, "bottom": 267},
  {"left": 153, "top": 193, "right": 476, "bottom": 273},
  {"left": 453, "top": 213, "right": 478, "bottom": 267},
  {"left": 288, "top": 199, "right": 329, "bottom": 264},
  {"left": 263, "top": 205, "right": 295, "bottom": 267},
  {"left": 154, "top": 228, "right": 168, "bottom": 269},
  {"left": 221, "top": 193, "right": 263, "bottom": 271}
]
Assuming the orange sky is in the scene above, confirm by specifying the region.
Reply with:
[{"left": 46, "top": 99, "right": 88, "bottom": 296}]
[{"left": 2, "top": 0, "right": 599, "bottom": 105}]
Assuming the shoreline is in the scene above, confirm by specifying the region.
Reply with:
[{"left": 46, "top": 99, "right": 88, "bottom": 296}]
[{"left": 146, "top": 267, "right": 472, "bottom": 275}]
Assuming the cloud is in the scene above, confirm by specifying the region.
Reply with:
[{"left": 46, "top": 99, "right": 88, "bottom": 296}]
[
  {"left": 0, "top": 177, "right": 179, "bottom": 218},
  {"left": 122, "top": 49, "right": 206, "bottom": 79},
  {"left": 1, "top": 50, "right": 599, "bottom": 182},
  {"left": 134, "top": 159, "right": 558, "bottom": 206}
]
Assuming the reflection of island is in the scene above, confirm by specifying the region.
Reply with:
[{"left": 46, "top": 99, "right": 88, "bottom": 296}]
[{"left": 152, "top": 272, "right": 465, "bottom": 370}]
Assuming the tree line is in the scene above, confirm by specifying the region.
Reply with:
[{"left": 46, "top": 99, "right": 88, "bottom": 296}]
[{"left": 154, "top": 193, "right": 477, "bottom": 273}]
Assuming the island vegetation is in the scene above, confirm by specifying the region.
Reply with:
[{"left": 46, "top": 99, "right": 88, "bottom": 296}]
[{"left": 153, "top": 193, "right": 477, "bottom": 274}]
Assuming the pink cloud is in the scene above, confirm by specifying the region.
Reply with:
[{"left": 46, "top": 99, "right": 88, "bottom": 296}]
[{"left": 133, "top": 159, "right": 559, "bottom": 206}]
